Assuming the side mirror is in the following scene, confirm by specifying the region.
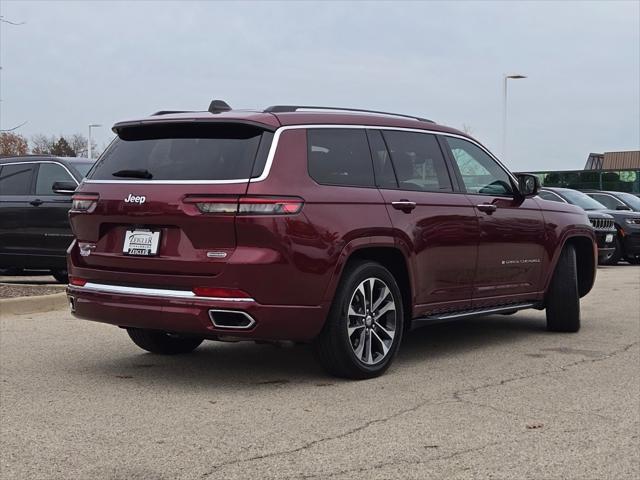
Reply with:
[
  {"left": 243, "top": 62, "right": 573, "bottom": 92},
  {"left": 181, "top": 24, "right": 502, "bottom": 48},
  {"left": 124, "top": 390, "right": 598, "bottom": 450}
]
[
  {"left": 52, "top": 181, "right": 77, "bottom": 195},
  {"left": 616, "top": 205, "right": 631, "bottom": 211},
  {"left": 516, "top": 173, "right": 540, "bottom": 197}
]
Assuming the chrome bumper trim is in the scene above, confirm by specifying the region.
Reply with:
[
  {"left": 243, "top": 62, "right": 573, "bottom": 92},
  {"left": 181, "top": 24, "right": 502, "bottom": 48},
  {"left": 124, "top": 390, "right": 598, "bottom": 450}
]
[{"left": 73, "top": 282, "right": 255, "bottom": 302}]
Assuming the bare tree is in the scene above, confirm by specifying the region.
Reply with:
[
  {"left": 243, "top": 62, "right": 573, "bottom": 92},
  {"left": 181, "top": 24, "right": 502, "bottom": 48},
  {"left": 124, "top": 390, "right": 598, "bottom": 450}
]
[
  {"left": 30, "top": 134, "right": 56, "bottom": 154},
  {"left": 462, "top": 124, "right": 474, "bottom": 135},
  {"left": 69, "top": 133, "right": 98, "bottom": 157}
]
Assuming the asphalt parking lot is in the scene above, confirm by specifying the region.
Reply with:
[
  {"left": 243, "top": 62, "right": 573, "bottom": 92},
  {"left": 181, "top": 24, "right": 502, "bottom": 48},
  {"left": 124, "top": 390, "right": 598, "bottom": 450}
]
[{"left": 1, "top": 266, "right": 638, "bottom": 480}]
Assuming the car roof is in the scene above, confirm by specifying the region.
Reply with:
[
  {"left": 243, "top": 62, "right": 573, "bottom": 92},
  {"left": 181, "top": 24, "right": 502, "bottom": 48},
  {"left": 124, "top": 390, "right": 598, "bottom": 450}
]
[
  {"left": 0, "top": 155, "right": 92, "bottom": 165},
  {"left": 111, "top": 107, "right": 469, "bottom": 140}
]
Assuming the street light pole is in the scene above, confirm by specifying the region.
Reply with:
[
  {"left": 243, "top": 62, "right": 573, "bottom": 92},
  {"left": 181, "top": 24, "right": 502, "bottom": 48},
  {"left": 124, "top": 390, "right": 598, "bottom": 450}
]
[
  {"left": 502, "top": 74, "right": 527, "bottom": 161},
  {"left": 87, "top": 124, "right": 101, "bottom": 159}
]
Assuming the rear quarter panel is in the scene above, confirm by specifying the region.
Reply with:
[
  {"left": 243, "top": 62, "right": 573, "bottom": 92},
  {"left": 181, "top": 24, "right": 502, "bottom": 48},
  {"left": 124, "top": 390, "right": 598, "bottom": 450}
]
[{"left": 244, "top": 128, "right": 394, "bottom": 306}]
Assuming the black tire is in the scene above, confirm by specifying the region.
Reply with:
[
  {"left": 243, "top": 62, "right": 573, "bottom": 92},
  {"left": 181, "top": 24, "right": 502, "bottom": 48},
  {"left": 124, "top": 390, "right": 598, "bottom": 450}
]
[
  {"left": 126, "top": 328, "right": 204, "bottom": 354},
  {"left": 545, "top": 245, "right": 580, "bottom": 332},
  {"left": 51, "top": 269, "right": 69, "bottom": 284},
  {"left": 600, "top": 235, "right": 622, "bottom": 265},
  {"left": 314, "top": 261, "right": 404, "bottom": 379}
]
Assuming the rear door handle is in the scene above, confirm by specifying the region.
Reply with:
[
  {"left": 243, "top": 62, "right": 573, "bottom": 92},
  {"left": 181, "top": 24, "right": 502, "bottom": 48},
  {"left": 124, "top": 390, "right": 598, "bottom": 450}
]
[
  {"left": 391, "top": 200, "right": 417, "bottom": 213},
  {"left": 476, "top": 203, "right": 497, "bottom": 214},
  {"left": 30, "top": 199, "right": 44, "bottom": 207}
]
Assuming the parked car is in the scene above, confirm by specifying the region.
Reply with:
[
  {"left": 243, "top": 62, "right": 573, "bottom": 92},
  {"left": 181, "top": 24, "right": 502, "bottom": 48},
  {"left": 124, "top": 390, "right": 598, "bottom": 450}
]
[
  {"left": 537, "top": 189, "right": 616, "bottom": 263},
  {"left": 583, "top": 190, "right": 640, "bottom": 212},
  {"left": 0, "top": 155, "right": 94, "bottom": 283},
  {"left": 65, "top": 101, "right": 597, "bottom": 378},
  {"left": 540, "top": 187, "right": 640, "bottom": 265}
]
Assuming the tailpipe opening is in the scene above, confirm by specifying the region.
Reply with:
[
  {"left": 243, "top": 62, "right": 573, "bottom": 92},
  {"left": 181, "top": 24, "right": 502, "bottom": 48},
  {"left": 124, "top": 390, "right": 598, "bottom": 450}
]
[{"left": 208, "top": 309, "right": 255, "bottom": 330}]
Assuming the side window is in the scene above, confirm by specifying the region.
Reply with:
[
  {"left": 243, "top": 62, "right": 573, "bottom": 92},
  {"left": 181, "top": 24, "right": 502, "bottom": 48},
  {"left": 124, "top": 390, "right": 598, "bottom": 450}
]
[
  {"left": 35, "top": 163, "right": 75, "bottom": 195},
  {"left": 538, "top": 190, "right": 565, "bottom": 202},
  {"left": 0, "top": 164, "right": 36, "bottom": 195},
  {"left": 445, "top": 137, "right": 514, "bottom": 196},
  {"left": 589, "top": 193, "right": 623, "bottom": 210},
  {"left": 307, "top": 129, "right": 374, "bottom": 187},
  {"left": 366, "top": 130, "right": 397, "bottom": 189},
  {"left": 382, "top": 131, "right": 452, "bottom": 192}
]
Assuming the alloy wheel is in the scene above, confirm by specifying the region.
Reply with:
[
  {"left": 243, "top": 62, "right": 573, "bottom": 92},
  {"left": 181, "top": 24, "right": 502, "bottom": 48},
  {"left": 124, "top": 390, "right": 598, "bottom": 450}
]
[{"left": 346, "top": 277, "right": 397, "bottom": 365}]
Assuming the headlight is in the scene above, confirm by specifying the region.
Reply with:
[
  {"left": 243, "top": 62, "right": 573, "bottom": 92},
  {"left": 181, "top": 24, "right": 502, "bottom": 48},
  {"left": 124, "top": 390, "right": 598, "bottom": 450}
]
[{"left": 624, "top": 218, "right": 640, "bottom": 225}]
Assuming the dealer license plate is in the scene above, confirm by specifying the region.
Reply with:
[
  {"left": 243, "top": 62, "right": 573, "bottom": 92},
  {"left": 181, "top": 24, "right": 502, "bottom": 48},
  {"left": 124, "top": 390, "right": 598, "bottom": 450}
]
[
  {"left": 605, "top": 234, "right": 614, "bottom": 243},
  {"left": 123, "top": 229, "right": 161, "bottom": 256}
]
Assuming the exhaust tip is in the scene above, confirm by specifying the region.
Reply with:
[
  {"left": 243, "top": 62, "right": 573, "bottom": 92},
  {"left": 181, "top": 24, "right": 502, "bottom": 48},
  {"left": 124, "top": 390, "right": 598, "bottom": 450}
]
[{"left": 208, "top": 309, "right": 255, "bottom": 330}]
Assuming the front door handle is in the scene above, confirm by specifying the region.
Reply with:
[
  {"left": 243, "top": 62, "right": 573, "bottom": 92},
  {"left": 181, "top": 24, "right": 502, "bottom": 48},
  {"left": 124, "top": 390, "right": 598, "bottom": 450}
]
[
  {"left": 391, "top": 200, "right": 417, "bottom": 213},
  {"left": 30, "top": 199, "right": 44, "bottom": 207},
  {"left": 476, "top": 203, "right": 497, "bottom": 214}
]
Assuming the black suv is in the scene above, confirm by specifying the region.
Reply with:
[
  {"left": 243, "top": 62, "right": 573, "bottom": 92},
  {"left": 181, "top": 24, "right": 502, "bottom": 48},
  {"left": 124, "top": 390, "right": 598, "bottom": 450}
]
[
  {"left": 0, "top": 155, "right": 94, "bottom": 282},
  {"left": 540, "top": 187, "right": 640, "bottom": 265}
]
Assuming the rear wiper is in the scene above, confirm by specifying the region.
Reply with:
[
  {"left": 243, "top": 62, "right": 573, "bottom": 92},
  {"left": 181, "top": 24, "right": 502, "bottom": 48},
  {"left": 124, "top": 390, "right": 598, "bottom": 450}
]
[{"left": 112, "top": 169, "right": 153, "bottom": 179}]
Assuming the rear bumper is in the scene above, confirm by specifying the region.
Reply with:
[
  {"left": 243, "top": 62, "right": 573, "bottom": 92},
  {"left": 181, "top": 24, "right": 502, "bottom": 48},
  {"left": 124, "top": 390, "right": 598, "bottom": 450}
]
[{"left": 67, "top": 283, "right": 327, "bottom": 341}]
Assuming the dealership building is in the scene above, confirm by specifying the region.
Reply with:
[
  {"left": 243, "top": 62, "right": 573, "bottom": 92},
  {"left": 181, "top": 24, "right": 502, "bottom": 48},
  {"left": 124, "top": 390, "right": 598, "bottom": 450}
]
[{"left": 530, "top": 150, "right": 640, "bottom": 193}]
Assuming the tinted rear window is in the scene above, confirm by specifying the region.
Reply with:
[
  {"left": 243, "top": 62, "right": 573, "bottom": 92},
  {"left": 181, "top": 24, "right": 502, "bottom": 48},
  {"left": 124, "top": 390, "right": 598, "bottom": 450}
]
[
  {"left": 382, "top": 131, "right": 452, "bottom": 192},
  {"left": 0, "top": 164, "right": 35, "bottom": 195},
  {"left": 89, "top": 123, "right": 269, "bottom": 181},
  {"left": 307, "top": 129, "right": 374, "bottom": 187}
]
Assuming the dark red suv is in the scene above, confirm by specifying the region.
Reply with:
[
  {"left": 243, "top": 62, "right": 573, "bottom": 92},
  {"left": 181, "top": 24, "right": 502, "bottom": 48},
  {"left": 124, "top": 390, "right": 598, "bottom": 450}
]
[{"left": 66, "top": 101, "right": 597, "bottom": 378}]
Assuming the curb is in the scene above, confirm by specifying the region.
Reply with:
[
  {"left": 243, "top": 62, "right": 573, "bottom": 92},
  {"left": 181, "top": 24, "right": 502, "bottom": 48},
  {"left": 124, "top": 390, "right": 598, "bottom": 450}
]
[{"left": 0, "top": 292, "right": 68, "bottom": 317}]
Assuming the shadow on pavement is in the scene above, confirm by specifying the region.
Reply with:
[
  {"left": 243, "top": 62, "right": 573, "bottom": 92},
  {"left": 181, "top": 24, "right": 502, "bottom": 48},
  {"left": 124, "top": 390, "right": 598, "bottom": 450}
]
[{"left": 78, "top": 313, "right": 548, "bottom": 387}]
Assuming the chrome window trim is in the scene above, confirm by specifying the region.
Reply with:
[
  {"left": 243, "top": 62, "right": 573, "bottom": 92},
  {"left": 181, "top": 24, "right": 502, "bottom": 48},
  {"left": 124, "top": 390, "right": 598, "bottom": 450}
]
[
  {"left": 538, "top": 190, "right": 568, "bottom": 203},
  {"left": 0, "top": 161, "right": 79, "bottom": 186},
  {"left": 82, "top": 124, "right": 516, "bottom": 185},
  {"left": 73, "top": 282, "right": 255, "bottom": 302}
]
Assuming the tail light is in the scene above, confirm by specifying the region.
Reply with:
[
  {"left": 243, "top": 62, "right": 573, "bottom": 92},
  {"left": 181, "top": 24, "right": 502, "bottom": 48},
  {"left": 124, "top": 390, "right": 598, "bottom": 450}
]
[
  {"left": 71, "top": 193, "right": 99, "bottom": 212},
  {"left": 192, "top": 287, "right": 252, "bottom": 299},
  {"left": 238, "top": 197, "right": 303, "bottom": 215},
  {"left": 69, "top": 276, "right": 87, "bottom": 287},
  {"left": 184, "top": 196, "right": 303, "bottom": 215}
]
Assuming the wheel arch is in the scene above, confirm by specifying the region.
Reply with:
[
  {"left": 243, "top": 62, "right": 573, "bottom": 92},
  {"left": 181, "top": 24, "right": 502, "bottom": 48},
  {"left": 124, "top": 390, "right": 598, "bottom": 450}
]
[
  {"left": 550, "top": 234, "right": 597, "bottom": 298},
  {"left": 323, "top": 241, "right": 414, "bottom": 330}
]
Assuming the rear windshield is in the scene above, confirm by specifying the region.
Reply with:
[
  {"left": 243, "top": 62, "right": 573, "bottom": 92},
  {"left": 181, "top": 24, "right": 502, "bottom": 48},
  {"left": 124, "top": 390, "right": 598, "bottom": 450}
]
[{"left": 89, "top": 123, "right": 270, "bottom": 181}]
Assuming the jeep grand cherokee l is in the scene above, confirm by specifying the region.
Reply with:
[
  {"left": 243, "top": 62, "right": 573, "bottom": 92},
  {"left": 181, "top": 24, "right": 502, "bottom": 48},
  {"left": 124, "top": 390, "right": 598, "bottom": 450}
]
[
  {"left": 66, "top": 101, "right": 597, "bottom": 379},
  {"left": 537, "top": 189, "right": 616, "bottom": 263},
  {"left": 0, "top": 155, "right": 94, "bottom": 282},
  {"left": 540, "top": 187, "right": 640, "bottom": 265}
]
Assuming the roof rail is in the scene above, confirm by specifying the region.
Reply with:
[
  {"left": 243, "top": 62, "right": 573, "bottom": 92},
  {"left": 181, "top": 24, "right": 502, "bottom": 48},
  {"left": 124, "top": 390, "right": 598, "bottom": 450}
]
[{"left": 263, "top": 105, "right": 435, "bottom": 123}]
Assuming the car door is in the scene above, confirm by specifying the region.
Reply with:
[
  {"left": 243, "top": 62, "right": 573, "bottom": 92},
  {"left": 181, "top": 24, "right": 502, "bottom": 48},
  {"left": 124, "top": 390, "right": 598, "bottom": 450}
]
[
  {"left": 28, "top": 162, "right": 78, "bottom": 255},
  {"left": 442, "top": 136, "right": 546, "bottom": 307},
  {"left": 370, "top": 129, "right": 479, "bottom": 316},
  {"left": 0, "top": 163, "right": 37, "bottom": 263}
]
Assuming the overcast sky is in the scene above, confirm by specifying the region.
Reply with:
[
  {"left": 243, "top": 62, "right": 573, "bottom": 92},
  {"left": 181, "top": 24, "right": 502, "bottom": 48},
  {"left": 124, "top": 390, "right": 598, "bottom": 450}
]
[{"left": 1, "top": 0, "right": 638, "bottom": 171}]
